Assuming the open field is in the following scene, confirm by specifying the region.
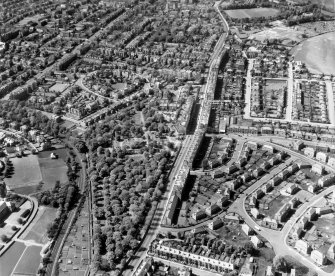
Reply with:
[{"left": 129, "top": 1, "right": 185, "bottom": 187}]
[
  {"left": 6, "top": 149, "right": 69, "bottom": 194},
  {"left": 13, "top": 245, "right": 42, "bottom": 275},
  {"left": 0, "top": 241, "right": 26, "bottom": 276},
  {"left": 225, "top": 8, "right": 279, "bottom": 19},
  {"left": 249, "top": 26, "right": 304, "bottom": 44},
  {"left": 291, "top": 32, "right": 335, "bottom": 75},
  {"left": 292, "top": 0, "right": 335, "bottom": 12},
  {"left": 37, "top": 148, "right": 68, "bottom": 162},
  {"left": 215, "top": 222, "right": 250, "bottom": 247},
  {"left": 23, "top": 206, "right": 57, "bottom": 244},
  {"left": 5, "top": 155, "right": 42, "bottom": 190}
]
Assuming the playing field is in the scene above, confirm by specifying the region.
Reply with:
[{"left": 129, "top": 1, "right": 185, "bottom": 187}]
[
  {"left": 13, "top": 245, "right": 42, "bottom": 275},
  {"left": 249, "top": 26, "right": 304, "bottom": 44},
  {"left": 38, "top": 149, "right": 69, "bottom": 187},
  {"left": 5, "top": 149, "right": 69, "bottom": 195},
  {"left": 5, "top": 155, "right": 42, "bottom": 189},
  {"left": 225, "top": 8, "right": 280, "bottom": 19},
  {"left": 23, "top": 206, "right": 57, "bottom": 244},
  {"left": 291, "top": 32, "right": 335, "bottom": 75},
  {"left": 0, "top": 241, "right": 26, "bottom": 276}
]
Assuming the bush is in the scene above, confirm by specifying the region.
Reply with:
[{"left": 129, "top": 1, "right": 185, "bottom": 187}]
[
  {"left": 11, "top": 225, "right": 17, "bottom": 231},
  {"left": 21, "top": 209, "right": 30, "bottom": 218},
  {"left": 0, "top": 234, "right": 8, "bottom": 242},
  {"left": 17, "top": 217, "right": 24, "bottom": 224}
]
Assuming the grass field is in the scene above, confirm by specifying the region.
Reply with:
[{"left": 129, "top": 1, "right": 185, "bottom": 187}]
[
  {"left": 249, "top": 26, "right": 304, "bottom": 44},
  {"left": 0, "top": 241, "right": 26, "bottom": 276},
  {"left": 225, "top": 8, "right": 280, "bottom": 19},
  {"left": 38, "top": 149, "right": 69, "bottom": 188},
  {"left": 291, "top": 32, "right": 335, "bottom": 75},
  {"left": 293, "top": 0, "right": 335, "bottom": 12},
  {"left": 23, "top": 206, "right": 57, "bottom": 244},
  {"left": 6, "top": 149, "right": 69, "bottom": 195},
  {"left": 13, "top": 245, "right": 42, "bottom": 275},
  {"left": 5, "top": 155, "right": 42, "bottom": 189},
  {"left": 216, "top": 222, "right": 250, "bottom": 247}
]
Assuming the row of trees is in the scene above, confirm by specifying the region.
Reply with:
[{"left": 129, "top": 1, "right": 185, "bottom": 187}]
[{"left": 44, "top": 182, "right": 79, "bottom": 238}]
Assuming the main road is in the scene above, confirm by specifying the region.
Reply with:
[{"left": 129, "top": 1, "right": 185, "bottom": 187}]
[{"left": 129, "top": 4, "right": 230, "bottom": 276}]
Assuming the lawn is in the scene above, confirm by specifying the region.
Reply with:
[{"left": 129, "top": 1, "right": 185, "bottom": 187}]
[
  {"left": 38, "top": 149, "right": 69, "bottom": 189},
  {"left": 225, "top": 8, "right": 280, "bottom": 19},
  {"left": 0, "top": 241, "right": 26, "bottom": 276},
  {"left": 215, "top": 222, "right": 250, "bottom": 247},
  {"left": 5, "top": 155, "right": 42, "bottom": 190},
  {"left": 262, "top": 194, "right": 290, "bottom": 218},
  {"left": 23, "top": 206, "right": 57, "bottom": 244},
  {"left": 291, "top": 32, "right": 335, "bottom": 75},
  {"left": 314, "top": 214, "right": 335, "bottom": 241},
  {"left": 6, "top": 149, "right": 69, "bottom": 195},
  {"left": 13, "top": 245, "right": 42, "bottom": 275}
]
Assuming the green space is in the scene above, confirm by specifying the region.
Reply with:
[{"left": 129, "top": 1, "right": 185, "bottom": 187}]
[
  {"left": 13, "top": 245, "right": 42, "bottom": 275},
  {"left": 23, "top": 206, "right": 57, "bottom": 244},
  {"left": 0, "top": 241, "right": 26, "bottom": 276},
  {"left": 6, "top": 148, "right": 69, "bottom": 195},
  {"left": 291, "top": 32, "right": 335, "bottom": 75},
  {"left": 262, "top": 194, "right": 290, "bottom": 218},
  {"left": 314, "top": 214, "right": 335, "bottom": 241},
  {"left": 5, "top": 155, "right": 42, "bottom": 189},
  {"left": 215, "top": 222, "right": 250, "bottom": 247},
  {"left": 225, "top": 8, "right": 280, "bottom": 19}
]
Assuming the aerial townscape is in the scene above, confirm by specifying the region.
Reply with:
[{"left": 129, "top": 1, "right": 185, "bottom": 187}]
[{"left": 0, "top": 0, "right": 335, "bottom": 276}]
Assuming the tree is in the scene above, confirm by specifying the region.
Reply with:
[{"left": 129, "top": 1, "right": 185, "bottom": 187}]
[
  {"left": 0, "top": 182, "right": 7, "bottom": 198},
  {"left": 273, "top": 255, "right": 288, "bottom": 272},
  {"left": 244, "top": 241, "right": 256, "bottom": 255},
  {"left": 0, "top": 234, "right": 8, "bottom": 242}
]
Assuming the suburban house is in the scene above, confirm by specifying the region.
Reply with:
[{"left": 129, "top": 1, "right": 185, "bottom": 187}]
[
  {"left": 192, "top": 209, "right": 206, "bottom": 221},
  {"left": 251, "top": 236, "right": 262, "bottom": 248},
  {"left": 208, "top": 218, "right": 223, "bottom": 230},
  {"left": 295, "top": 240, "right": 311, "bottom": 254},
  {"left": 304, "top": 147, "right": 315, "bottom": 158},
  {"left": 292, "top": 226, "right": 303, "bottom": 240},
  {"left": 251, "top": 208, "right": 259, "bottom": 219},
  {"left": 311, "top": 249, "right": 326, "bottom": 265},
  {"left": 316, "top": 152, "right": 328, "bottom": 163},
  {"left": 242, "top": 224, "right": 252, "bottom": 236},
  {"left": 318, "top": 174, "right": 335, "bottom": 187},
  {"left": 311, "top": 164, "right": 324, "bottom": 175},
  {"left": 205, "top": 204, "right": 221, "bottom": 216}
]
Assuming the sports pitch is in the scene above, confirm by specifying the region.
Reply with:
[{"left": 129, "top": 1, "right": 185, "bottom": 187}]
[
  {"left": 225, "top": 8, "right": 280, "bottom": 19},
  {"left": 291, "top": 32, "right": 335, "bottom": 75}
]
